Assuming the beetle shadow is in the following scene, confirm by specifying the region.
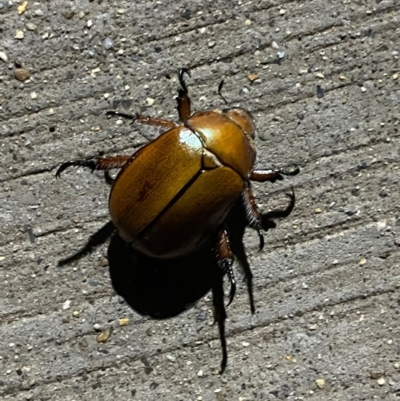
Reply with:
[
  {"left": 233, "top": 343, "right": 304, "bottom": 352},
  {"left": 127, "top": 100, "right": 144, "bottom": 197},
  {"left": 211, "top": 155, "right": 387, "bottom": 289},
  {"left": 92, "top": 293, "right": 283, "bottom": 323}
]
[{"left": 107, "top": 232, "right": 219, "bottom": 319}]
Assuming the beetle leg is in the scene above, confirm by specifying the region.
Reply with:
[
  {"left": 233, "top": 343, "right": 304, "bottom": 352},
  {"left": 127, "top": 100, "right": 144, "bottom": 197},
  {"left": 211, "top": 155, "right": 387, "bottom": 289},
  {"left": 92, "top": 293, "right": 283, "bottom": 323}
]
[
  {"left": 106, "top": 111, "right": 177, "bottom": 130},
  {"left": 242, "top": 184, "right": 264, "bottom": 251},
  {"left": 217, "top": 80, "right": 229, "bottom": 105},
  {"left": 176, "top": 68, "right": 191, "bottom": 122},
  {"left": 211, "top": 266, "right": 228, "bottom": 374},
  {"left": 217, "top": 229, "right": 236, "bottom": 306},
  {"left": 261, "top": 187, "right": 296, "bottom": 225},
  {"left": 250, "top": 166, "right": 300, "bottom": 183},
  {"left": 56, "top": 155, "right": 131, "bottom": 177},
  {"left": 104, "top": 170, "right": 114, "bottom": 186}
]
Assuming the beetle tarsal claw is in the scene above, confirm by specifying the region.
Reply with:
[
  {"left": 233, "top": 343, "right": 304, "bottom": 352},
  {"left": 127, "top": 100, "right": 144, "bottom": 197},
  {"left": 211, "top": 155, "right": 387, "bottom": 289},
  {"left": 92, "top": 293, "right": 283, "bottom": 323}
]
[
  {"left": 178, "top": 68, "right": 190, "bottom": 93},
  {"left": 225, "top": 262, "right": 236, "bottom": 306},
  {"left": 257, "top": 229, "right": 265, "bottom": 251}
]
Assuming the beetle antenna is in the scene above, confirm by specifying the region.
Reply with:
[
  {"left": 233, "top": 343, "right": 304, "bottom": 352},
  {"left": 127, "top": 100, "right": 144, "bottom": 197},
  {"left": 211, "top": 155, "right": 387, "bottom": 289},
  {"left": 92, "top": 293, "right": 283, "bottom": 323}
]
[{"left": 218, "top": 80, "right": 229, "bottom": 105}]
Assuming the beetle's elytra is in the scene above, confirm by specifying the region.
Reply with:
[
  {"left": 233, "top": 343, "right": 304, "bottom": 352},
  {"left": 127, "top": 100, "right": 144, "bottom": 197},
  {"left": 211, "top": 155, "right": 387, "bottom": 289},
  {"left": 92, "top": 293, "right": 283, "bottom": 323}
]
[{"left": 56, "top": 69, "right": 299, "bottom": 373}]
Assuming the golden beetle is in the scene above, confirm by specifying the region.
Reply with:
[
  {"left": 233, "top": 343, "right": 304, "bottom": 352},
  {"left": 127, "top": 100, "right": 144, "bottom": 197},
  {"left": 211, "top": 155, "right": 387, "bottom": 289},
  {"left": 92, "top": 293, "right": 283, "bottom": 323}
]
[{"left": 57, "top": 69, "right": 299, "bottom": 372}]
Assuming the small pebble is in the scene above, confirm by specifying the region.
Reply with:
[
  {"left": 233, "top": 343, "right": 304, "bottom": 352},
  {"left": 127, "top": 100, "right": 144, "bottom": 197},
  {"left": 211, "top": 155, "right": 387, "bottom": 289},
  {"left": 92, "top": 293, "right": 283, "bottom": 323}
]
[
  {"left": 339, "top": 75, "right": 347, "bottom": 80},
  {"left": 63, "top": 300, "right": 71, "bottom": 310},
  {"left": 15, "top": 30, "right": 24, "bottom": 39},
  {"left": 242, "top": 341, "right": 250, "bottom": 347},
  {"left": 30, "top": 92, "right": 37, "bottom": 99},
  {"left": 87, "top": 20, "right": 93, "bottom": 28},
  {"left": 18, "top": 1, "right": 28, "bottom": 14},
  {"left": 393, "top": 73, "right": 398, "bottom": 80},
  {"left": 359, "top": 258, "right": 367, "bottom": 266},
  {"left": 277, "top": 51, "right": 285, "bottom": 59},
  {"left": 316, "top": 378, "right": 325, "bottom": 389},
  {"left": 315, "top": 208, "right": 322, "bottom": 214},
  {"left": 315, "top": 72, "right": 325, "bottom": 79},
  {"left": 119, "top": 317, "right": 129, "bottom": 326},
  {"left": 72, "top": 310, "right": 80, "bottom": 318},
  {"left": 63, "top": 10, "right": 75, "bottom": 20},
  {"left": 197, "top": 369, "right": 204, "bottom": 377},
  {"left": 271, "top": 41, "right": 279, "bottom": 49},
  {"left": 0, "top": 51, "right": 7, "bottom": 62},
  {"left": 90, "top": 67, "right": 100, "bottom": 77},
  {"left": 104, "top": 37, "right": 113, "bottom": 50},
  {"left": 377, "top": 377, "right": 386, "bottom": 386},
  {"left": 166, "top": 355, "right": 176, "bottom": 362},
  {"left": 248, "top": 73, "right": 259, "bottom": 82},
  {"left": 146, "top": 97, "right": 155, "bottom": 106},
  {"left": 26, "top": 23, "right": 37, "bottom": 31},
  {"left": 370, "top": 371, "right": 383, "bottom": 379},
  {"left": 96, "top": 327, "right": 113, "bottom": 343},
  {"left": 93, "top": 323, "right": 101, "bottom": 331},
  {"left": 14, "top": 68, "right": 30, "bottom": 81},
  {"left": 360, "top": 86, "right": 367, "bottom": 92},
  {"left": 208, "top": 41, "right": 215, "bottom": 48}
]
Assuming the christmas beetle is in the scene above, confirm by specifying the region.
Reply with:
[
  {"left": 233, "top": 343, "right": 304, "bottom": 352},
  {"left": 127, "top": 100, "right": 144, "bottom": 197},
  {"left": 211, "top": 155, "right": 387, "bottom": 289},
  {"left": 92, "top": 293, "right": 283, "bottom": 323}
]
[{"left": 56, "top": 69, "right": 299, "bottom": 372}]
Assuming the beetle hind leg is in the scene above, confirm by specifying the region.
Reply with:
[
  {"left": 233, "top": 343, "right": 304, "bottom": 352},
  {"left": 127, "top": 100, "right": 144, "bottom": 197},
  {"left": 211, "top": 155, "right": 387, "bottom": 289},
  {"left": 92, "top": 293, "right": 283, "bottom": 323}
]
[
  {"left": 217, "top": 229, "right": 236, "bottom": 306},
  {"left": 56, "top": 155, "right": 130, "bottom": 177},
  {"left": 211, "top": 264, "right": 228, "bottom": 374},
  {"left": 261, "top": 188, "right": 296, "bottom": 228}
]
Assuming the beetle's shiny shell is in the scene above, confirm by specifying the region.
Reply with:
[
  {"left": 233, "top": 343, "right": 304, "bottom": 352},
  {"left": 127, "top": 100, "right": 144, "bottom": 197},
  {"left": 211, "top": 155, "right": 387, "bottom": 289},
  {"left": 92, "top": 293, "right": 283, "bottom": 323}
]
[{"left": 109, "top": 109, "right": 256, "bottom": 258}]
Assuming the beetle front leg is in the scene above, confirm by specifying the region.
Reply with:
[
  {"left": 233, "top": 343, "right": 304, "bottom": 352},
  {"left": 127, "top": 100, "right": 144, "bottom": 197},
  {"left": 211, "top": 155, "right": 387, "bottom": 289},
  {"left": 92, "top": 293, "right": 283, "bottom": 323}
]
[
  {"left": 176, "top": 68, "right": 191, "bottom": 122},
  {"left": 217, "top": 229, "right": 236, "bottom": 306},
  {"left": 56, "top": 155, "right": 131, "bottom": 177},
  {"left": 106, "top": 111, "right": 177, "bottom": 130},
  {"left": 250, "top": 166, "right": 300, "bottom": 183},
  {"left": 211, "top": 266, "right": 228, "bottom": 374}
]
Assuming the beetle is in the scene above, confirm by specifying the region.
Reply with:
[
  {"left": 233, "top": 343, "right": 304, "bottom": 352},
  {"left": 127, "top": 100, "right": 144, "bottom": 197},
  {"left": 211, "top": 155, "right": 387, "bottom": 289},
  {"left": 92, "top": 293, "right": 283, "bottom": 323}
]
[{"left": 56, "top": 69, "right": 299, "bottom": 372}]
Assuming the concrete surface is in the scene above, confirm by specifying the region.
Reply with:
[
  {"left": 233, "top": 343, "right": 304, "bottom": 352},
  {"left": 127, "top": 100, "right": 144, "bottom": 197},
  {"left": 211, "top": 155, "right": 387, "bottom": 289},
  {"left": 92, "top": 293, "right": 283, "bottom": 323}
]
[{"left": 1, "top": 0, "right": 400, "bottom": 400}]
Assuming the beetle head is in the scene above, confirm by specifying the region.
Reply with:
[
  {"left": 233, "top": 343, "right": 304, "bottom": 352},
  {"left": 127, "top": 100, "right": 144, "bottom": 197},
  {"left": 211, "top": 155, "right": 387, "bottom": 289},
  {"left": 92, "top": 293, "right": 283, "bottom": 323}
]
[{"left": 222, "top": 108, "right": 256, "bottom": 139}]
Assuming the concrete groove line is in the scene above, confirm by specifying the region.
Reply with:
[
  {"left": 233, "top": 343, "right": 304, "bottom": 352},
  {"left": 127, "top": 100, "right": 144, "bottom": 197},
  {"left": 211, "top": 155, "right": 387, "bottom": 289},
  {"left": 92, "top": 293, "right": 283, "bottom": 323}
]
[
  {"left": 0, "top": 182, "right": 396, "bottom": 262},
  {"left": 1, "top": 45, "right": 394, "bottom": 139},
  {"left": 1, "top": 5, "right": 397, "bottom": 125},
  {"left": 0, "top": 153, "right": 397, "bottom": 259},
  {"left": 251, "top": 248, "right": 400, "bottom": 294},
  {"left": 1, "top": 73, "right": 398, "bottom": 184},
  {"left": 1, "top": 282, "right": 397, "bottom": 398},
  {"left": 0, "top": 215, "right": 397, "bottom": 325},
  {"left": 0, "top": 0, "right": 338, "bottom": 62}
]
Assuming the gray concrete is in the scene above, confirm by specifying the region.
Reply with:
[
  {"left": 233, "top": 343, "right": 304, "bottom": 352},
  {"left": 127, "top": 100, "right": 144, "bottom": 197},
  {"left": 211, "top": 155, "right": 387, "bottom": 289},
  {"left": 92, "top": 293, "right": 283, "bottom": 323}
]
[{"left": 1, "top": 0, "right": 400, "bottom": 400}]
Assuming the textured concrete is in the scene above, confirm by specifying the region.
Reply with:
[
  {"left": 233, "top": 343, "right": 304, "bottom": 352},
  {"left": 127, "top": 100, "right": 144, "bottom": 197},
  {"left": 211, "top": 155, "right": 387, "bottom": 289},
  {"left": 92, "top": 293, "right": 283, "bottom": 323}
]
[{"left": 1, "top": 0, "right": 400, "bottom": 400}]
